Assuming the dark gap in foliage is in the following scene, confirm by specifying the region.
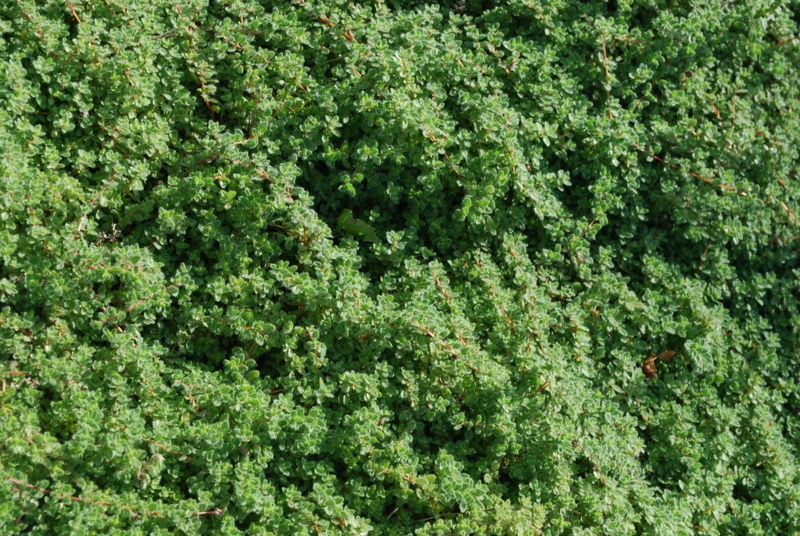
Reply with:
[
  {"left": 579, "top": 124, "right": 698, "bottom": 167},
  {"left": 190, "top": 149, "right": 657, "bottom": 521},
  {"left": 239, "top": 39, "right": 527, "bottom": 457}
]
[
  {"left": 235, "top": 512, "right": 261, "bottom": 533},
  {"left": 629, "top": 5, "right": 661, "bottom": 29},
  {"left": 732, "top": 479, "right": 754, "bottom": 503},
  {"left": 553, "top": 167, "right": 595, "bottom": 223},
  {"left": 299, "top": 154, "right": 473, "bottom": 277},
  {"left": 638, "top": 432, "right": 688, "bottom": 492},
  {"left": 250, "top": 347, "right": 289, "bottom": 380}
]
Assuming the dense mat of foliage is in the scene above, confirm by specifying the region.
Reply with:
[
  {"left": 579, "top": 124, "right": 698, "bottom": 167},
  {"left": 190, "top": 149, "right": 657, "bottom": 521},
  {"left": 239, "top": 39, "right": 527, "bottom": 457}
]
[{"left": 2, "top": 0, "right": 799, "bottom": 534}]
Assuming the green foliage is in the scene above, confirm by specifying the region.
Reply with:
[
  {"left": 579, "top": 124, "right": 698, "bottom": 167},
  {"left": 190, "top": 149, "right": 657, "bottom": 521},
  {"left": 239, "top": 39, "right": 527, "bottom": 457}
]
[{"left": 1, "top": 0, "right": 799, "bottom": 534}]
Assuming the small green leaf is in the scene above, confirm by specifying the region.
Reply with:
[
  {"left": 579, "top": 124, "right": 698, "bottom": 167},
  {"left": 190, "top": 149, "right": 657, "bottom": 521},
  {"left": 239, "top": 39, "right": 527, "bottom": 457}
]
[{"left": 337, "top": 209, "right": 379, "bottom": 242}]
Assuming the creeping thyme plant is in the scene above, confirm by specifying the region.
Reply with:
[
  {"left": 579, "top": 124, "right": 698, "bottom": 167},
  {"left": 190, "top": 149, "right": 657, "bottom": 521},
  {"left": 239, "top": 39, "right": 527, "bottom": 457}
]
[{"left": 1, "top": 0, "right": 799, "bottom": 534}]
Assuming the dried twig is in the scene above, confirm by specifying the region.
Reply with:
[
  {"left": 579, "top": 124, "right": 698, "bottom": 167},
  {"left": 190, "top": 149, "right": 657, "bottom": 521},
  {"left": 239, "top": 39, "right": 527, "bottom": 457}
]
[{"left": 67, "top": 3, "right": 82, "bottom": 24}]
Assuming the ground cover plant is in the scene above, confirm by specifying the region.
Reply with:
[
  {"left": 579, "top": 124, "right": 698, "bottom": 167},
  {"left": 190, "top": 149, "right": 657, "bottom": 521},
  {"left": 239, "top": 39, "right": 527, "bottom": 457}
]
[{"left": 1, "top": 0, "right": 800, "bottom": 534}]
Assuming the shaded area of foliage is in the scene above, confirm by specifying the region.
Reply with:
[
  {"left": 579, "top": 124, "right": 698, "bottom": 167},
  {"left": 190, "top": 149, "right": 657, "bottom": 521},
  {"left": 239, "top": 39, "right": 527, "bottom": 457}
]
[{"left": 1, "top": 0, "right": 799, "bottom": 534}]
